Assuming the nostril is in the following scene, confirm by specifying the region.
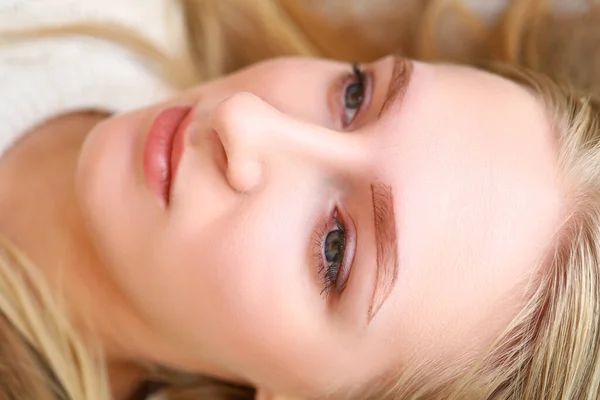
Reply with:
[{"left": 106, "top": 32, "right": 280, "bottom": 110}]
[
  {"left": 209, "top": 129, "right": 228, "bottom": 178},
  {"left": 211, "top": 126, "right": 262, "bottom": 193}
]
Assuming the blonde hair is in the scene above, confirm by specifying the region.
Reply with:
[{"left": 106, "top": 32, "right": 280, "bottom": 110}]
[
  {"left": 0, "top": 235, "right": 110, "bottom": 400},
  {"left": 415, "top": 0, "right": 600, "bottom": 99},
  {"left": 3, "top": 0, "right": 600, "bottom": 399}
]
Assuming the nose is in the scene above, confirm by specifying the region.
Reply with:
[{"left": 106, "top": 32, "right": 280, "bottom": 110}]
[{"left": 210, "top": 92, "right": 366, "bottom": 192}]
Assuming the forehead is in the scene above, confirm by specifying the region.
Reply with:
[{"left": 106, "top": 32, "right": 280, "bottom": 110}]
[{"left": 368, "top": 63, "right": 564, "bottom": 363}]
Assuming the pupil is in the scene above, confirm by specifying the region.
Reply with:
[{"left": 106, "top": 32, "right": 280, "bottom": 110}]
[
  {"left": 345, "top": 82, "right": 364, "bottom": 109},
  {"left": 325, "top": 229, "right": 345, "bottom": 263}
]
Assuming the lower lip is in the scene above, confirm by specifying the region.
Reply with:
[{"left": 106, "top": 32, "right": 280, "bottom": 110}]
[{"left": 143, "top": 106, "right": 193, "bottom": 206}]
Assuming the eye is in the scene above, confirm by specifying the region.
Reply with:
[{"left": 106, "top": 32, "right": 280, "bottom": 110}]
[
  {"left": 314, "top": 208, "right": 356, "bottom": 297},
  {"left": 342, "top": 63, "right": 366, "bottom": 126}
]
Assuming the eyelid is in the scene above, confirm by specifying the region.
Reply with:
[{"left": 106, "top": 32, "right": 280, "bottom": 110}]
[{"left": 328, "top": 67, "right": 374, "bottom": 131}]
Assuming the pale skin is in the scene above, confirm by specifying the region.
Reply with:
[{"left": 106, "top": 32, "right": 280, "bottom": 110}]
[{"left": 0, "top": 56, "right": 564, "bottom": 399}]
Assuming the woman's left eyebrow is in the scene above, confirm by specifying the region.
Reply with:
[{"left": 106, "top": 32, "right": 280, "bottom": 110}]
[{"left": 368, "top": 181, "right": 399, "bottom": 322}]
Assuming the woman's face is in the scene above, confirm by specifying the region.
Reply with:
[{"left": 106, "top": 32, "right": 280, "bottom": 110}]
[{"left": 77, "top": 57, "right": 564, "bottom": 397}]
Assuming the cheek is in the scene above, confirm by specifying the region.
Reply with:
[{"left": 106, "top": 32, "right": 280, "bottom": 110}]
[
  {"left": 141, "top": 207, "right": 306, "bottom": 343},
  {"left": 177, "top": 216, "right": 312, "bottom": 330},
  {"left": 146, "top": 202, "right": 358, "bottom": 393}
]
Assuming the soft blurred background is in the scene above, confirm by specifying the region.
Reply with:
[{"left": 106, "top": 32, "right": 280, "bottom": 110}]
[
  {"left": 177, "top": 0, "right": 600, "bottom": 98},
  {"left": 276, "top": 0, "right": 600, "bottom": 97},
  {"left": 2, "top": 0, "right": 600, "bottom": 96}
]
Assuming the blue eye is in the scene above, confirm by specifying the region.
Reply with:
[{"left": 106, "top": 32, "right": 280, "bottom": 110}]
[
  {"left": 324, "top": 227, "right": 345, "bottom": 264},
  {"left": 317, "top": 209, "right": 349, "bottom": 296},
  {"left": 312, "top": 205, "right": 357, "bottom": 299},
  {"left": 322, "top": 220, "right": 345, "bottom": 292},
  {"left": 343, "top": 64, "right": 366, "bottom": 125}
]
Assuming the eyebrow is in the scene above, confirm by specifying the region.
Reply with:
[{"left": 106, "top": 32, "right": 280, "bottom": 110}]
[
  {"left": 369, "top": 182, "right": 399, "bottom": 322},
  {"left": 378, "top": 56, "right": 414, "bottom": 120},
  {"left": 365, "top": 57, "right": 411, "bottom": 321}
]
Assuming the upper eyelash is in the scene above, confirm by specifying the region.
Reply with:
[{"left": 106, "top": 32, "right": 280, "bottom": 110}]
[
  {"left": 352, "top": 63, "right": 364, "bottom": 83},
  {"left": 311, "top": 226, "right": 331, "bottom": 295}
]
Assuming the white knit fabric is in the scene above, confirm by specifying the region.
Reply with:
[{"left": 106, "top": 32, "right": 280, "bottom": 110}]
[{"left": 0, "top": 0, "right": 185, "bottom": 155}]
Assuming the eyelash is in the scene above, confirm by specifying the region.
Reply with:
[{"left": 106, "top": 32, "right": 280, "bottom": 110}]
[
  {"left": 313, "top": 208, "right": 349, "bottom": 297},
  {"left": 341, "top": 63, "right": 368, "bottom": 127}
]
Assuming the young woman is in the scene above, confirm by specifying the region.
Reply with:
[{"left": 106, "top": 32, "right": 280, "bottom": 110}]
[{"left": 2, "top": 1, "right": 600, "bottom": 400}]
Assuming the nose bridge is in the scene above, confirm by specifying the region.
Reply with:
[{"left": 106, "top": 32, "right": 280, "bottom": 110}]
[{"left": 211, "top": 92, "right": 365, "bottom": 191}]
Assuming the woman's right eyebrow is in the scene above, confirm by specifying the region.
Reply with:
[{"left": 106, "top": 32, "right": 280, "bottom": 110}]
[{"left": 378, "top": 56, "right": 414, "bottom": 120}]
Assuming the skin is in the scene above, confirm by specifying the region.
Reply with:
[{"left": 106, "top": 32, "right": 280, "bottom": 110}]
[{"left": 0, "top": 56, "right": 564, "bottom": 399}]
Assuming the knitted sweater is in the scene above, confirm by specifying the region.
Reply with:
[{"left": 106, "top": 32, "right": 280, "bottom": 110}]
[{"left": 0, "top": 0, "right": 185, "bottom": 155}]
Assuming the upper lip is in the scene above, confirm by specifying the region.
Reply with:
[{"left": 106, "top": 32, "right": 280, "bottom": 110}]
[
  {"left": 143, "top": 106, "right": 193, "bottom": 207},
  {"left": 169, "top": 110, "right": 195, "bottom": 201}
]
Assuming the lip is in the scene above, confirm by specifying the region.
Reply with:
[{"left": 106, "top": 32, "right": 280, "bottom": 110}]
[{"left": 143, "top": 106, "right": 193, "bottom": 206}]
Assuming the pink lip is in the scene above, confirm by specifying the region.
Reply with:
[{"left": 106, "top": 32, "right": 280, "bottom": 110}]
[{"left": 143, "top": 106, "right": 193, "bottom": 206}]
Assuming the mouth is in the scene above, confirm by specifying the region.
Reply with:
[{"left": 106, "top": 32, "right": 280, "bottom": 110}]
[{"left": 143, "top": 106, "right": 194, "bottom": 206}]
